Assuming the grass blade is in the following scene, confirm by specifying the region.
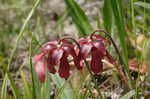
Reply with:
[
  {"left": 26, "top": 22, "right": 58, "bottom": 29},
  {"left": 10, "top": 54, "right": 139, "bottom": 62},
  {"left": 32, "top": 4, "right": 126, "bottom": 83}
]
[
  {"left": 103, "top": 0, "right": 113, "bottom": 33},
  {"left": 7, "top": 73, "right": 22, "bottom": 99},
  {"left": 134, "top": 1, "right": 150, "bottom": 10},
  {"left": 29, "top": 32, "right": 42, "bottom": 99},
  {"left": 120, "top": 90, "right": 135, "bottom": 99},
  {"left": 21, "top": 71, "right": 32, "bottom": 99},
  {"left": 64, "top": 0, "right": 92, "bottom": 36},
  {"left": 40, "top": 71, "right": 51, "bottom": 99},
  {"left": 110, "top": 0, "right": 134, "bottom": 89},
  {"left": 1, "top": 75, "right": 8, "bottom": 99},
  {"left": 7, "top": 0, "right": 40, "bottom": 70},
  {"left": 110, "top": 0, "right": 128, "bottom": 62}
]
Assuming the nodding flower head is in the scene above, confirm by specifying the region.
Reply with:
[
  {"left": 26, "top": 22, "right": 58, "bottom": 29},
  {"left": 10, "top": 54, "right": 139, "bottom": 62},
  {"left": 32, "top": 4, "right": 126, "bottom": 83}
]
[
  {"left": 33, "top": 30, "right": 115, "bottom": 82},
  {"left": 33, "top": 39, "right": 80, "bottom": 82},
  {"left": 78, "top": 33, "right": 115, "bottom": 74}
]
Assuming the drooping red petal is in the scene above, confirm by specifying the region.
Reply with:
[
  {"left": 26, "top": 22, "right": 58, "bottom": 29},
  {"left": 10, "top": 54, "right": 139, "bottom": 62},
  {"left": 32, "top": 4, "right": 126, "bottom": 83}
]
[
  {"left": 74, "top": 52, "right": 84, "bottom": 69},
  {"left": 78, "top": 36, "right": 90, "bottom": 46},
  {"left": 106, "top": 51, "right": 116, "bottom": 64},
  {"left": 91, "top": 48, "right": 103, "bottom": 74},
  {"left": 47, "top": 53, "right": 56, "bottom": 74},
  {"left": 61, "top": 41, "right": 83, "bottom": 70},
  {"left": 80, "top": 43, "right": 93, "bottom": 59},
  {"left": 58, "top": 54, "right": 70, "bottom": 78},
  {"left": 47, "top": 48, "right": 64, "bottom": 73},
  {"left": 41, "top": 40, "right": 57, "bottom": 53},
  {"left": 51, "top": 48, "right": 64, "bottom": 64},
  {"left": 61, "top": 41, "right": 75, "bottom": 56},
  {"left": 92, "top": 40, "right": 106, "bottom": 56},
  {"left": 33, "top": 53, "right": 45, "bottom": 62},
  {"left": 35, "top": 58, "right": 46, "bottom": 83}
]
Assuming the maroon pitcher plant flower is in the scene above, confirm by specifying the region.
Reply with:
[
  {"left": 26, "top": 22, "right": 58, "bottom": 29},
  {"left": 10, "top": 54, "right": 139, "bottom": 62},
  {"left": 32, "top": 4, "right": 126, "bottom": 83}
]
[
  {"left": 78, "top": 33, "right": 115, "bottom": 74},
  {"left": 33, "top": 39, "right": 81, "bottom": 82},
  {"left": 33, "top": 30, "right": 115, "bottom": 83}
]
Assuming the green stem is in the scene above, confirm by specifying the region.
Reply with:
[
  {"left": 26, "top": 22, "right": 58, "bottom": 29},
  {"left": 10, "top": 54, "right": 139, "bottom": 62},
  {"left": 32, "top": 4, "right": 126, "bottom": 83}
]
[{"left": 29, "top": 34, "right": 36, "bottom": 99}]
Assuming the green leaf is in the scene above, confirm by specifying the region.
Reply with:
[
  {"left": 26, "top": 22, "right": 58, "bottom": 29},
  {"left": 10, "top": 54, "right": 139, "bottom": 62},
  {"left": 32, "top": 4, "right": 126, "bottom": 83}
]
[
  {"left": 40, "top": 71, "right": 51, "bottom": 99},
  {"left": 64, "top": 0, "right": 92, "bottom": 36},
  {"left": 21, "top": 71, "right": 32, "bottom": 99},
  {"left": 1, "top": 75, "right": 8, "bottom": 99},
  {"left": 7, "top": 0, "right": 40, "bottom": 71},
  {"left": 110, "top": 0, "right": 128, "bottom": 62},
  {"left": 29, "top": 33, "right": 41, "bottom": 99},
  {"left": 110, "top": 0, "right": 133, "bottom": 89},
  {"left": 8, "top": 73, "right": 22, "bottom": 99},
  {"left": 52, "top": 74, "right": 73, "bottom": 99},
  {"left": 120, "top": 90, "right": 135, "bottom": 99},
  {"left": 103, "top": 0, "right": 113, "bottom": 33},
  {"left": 134, "top": 1, "right": 150, "bottom": 10}
]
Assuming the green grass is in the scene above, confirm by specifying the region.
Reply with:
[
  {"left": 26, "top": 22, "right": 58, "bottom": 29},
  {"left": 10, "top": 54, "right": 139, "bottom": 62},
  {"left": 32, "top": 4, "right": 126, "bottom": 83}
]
[{"left": 103, "top": 0, "right": 113, "bottom": 33}]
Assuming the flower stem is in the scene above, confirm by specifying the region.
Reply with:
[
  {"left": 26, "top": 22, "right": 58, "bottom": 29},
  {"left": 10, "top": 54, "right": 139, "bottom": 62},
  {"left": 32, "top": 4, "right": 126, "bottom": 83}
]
[{"left": 60, "top": 37, "right": 81, "bottom": 49}]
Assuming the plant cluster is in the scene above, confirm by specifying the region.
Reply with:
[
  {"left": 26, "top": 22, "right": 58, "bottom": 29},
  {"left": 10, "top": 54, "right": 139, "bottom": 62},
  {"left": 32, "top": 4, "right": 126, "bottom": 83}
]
[{"left": 33, "top": 30, "right": 115, "bottom": 82}]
